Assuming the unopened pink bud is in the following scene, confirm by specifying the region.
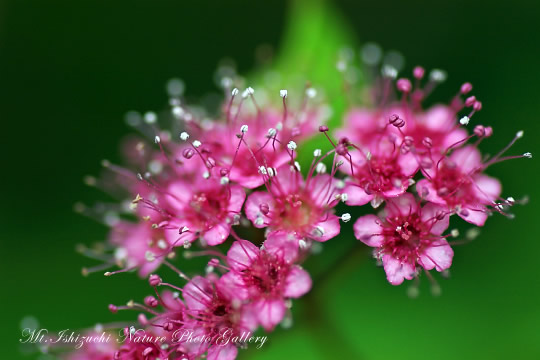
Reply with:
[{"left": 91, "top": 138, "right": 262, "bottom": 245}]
[
  {"left": 149, "top": 274, "right": 162, "bottom": 287},
  {"left": 397, "top": 78, "right": 412, "bottom": 93},
  {"left": 413, "top": 66, "right": 425, "bottom": 79},
  {"left": 460, "top": 82, "right": 473, "bottom": 94},
  {"left": 465, "top": 96, "right": 476, "bottom": 107}
]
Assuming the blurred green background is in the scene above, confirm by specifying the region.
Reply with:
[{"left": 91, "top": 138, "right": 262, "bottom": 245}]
[{"left": 2, "top": 0, "right": 539, "bottom": 359}]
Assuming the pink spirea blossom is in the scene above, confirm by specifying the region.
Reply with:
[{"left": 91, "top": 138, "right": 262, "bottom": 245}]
[
  {"left": 67, "top": 61, "right": 530, "bottom": 360},
  {"left": 245, "top": 163, "right": 342, "bottom": 243},
  {"left": 223, "top": 234, "right": 312, "bottom": 330},
  {"left": 353, "top": 193, "right": 453, "bottom": 285}
]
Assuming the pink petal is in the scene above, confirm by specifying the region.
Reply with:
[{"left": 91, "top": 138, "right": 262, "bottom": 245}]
[
  {"left": 253, "top": 298, "right": 286, "bottom": 331},
  {"left": 382, "top": 255, "right": 416, "bottom": 285},
  {"left": 308, "top": 174, "right": 337, "bottom": 207},
  {"left": 227, "top": 240, "right": 259, "bottom": 270},
  {"left": 273, "top": 164, "right": 303, "bottom": 195},
  {"left": 421, "top": 203, "right": 450, "bottom": 235},
  {"left": 244, "top": 191, "right": 275, "bottom": 228},
  {"left": 416, "top": 179, "right": 445, "bottom": 205},
  {"left": 218, "top": 272, "right": 249, "bottom": 301},
  {"left": 203, "top": 222, "right": 230, "bottom": 246},
  {"left": 344, "top": 183, "right": 373, "bottom": 206},
  {"left": 165, "top": 180, "right": 192, "bottom": 212},
  {"left": 397, "top": 152, "right": 419, "bottom": 177},
  {"left": 283, "top": 266, "right": 312, "bottom": 298},
  {"left": 227, "top": 184, "right": 247, "bottom": 213},
  {"left": 353, "top": 214, "right": 384, "bottom": 247},
  {"left": 311, "top": 215, "right": 340, "bottom": 242},
  {"left": 450, "top": 145, "right": 482, "bottom": 174},
  {"left": 473, "top": 174, "right": 501, "bottom": 203},
  {"left": 418, "top": 240, "right": 454, "bottom": 271},
  {"left": 183, "top": 276, "right": 213, "bottom": 311},
  {"left": 423, "top": 105, "right": 454, "bottom": 131},
  {"left": 458, "top": 206, "right": 488, "bottom": 226},
  {"left": 386, "top": 193, "right": 418, "bottom": 218},
  {"left": 264, "top": 231, "right": 299, "bottom": 263}
]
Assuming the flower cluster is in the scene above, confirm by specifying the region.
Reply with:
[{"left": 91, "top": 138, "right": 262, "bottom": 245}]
[{"left": 68, "top": 62, "right": 529, "bottom": 359}]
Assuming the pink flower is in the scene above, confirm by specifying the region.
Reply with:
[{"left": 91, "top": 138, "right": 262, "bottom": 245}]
[
  {"left": 108, "top": 221, "right": 170, "bottom": 277},
  {"left": 340, "top": 136, "right": 419, "bottom": 207},
  {"left": 416, "top": 145, "right": 502, "bottom": 226},
  {"left": 162, "top": 177, "right": 246, "bottom": 246},
  {"left": 245, "top": 163, "right": 342, "bottom": 242},
  {"left": 353, "top": 193, "right": 453, "bottom": 285},
  {"left": 181, "top": 274, "right": 257, "bottom": 359},
  {"left": 223, "top": 234, "right": 312, "bottom": 330}
]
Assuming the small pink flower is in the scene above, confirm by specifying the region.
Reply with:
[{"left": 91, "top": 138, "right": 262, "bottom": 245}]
[
  {"left": 416, "top": 145, "right": 502, "bottom": 226},
  {"left": 353, "top": 193, "right": 453, "bottom": 285},
  {"left": 245, "top": 164, "right": 342, "bottom": 242},
  {"left": 109, "top": 221, "right": 170, "bottom": 277},
  {"left": 163, "top": 177, "right": 246, "bottom": 246},
  {"left": 223, "top": 234, "right": 312, "bottom": 331},
  {"left": 340, "top": 136, "right": 419, "bottom": 207},
  {"left": 181, "top": 274, "right": 257, "bottom": 359}
]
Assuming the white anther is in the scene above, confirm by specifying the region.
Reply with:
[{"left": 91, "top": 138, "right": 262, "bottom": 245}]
[
  {"left": 450, "top": 229, "right": 459, "bottom": 238},
  {"left": 341, "top": 193, "right": 348, "bottom": 202},
  {"left": 313, "top": 149, "right": 322, "bottom": 157},
  {"left": 523, "top": 152, "right": 532, "bottom": 158},
  {"left": 255, "top": 217, "right": 264, "bottom": 226},
  {"left": 287, "top": 141, "right": 297, "bottom": 151},
  {"left": 429, "top": 69, "right": 447, "bottom": 82},
  {"left": 516, "top": 130, "right": 524, "bottom": 138},
  {"left": 506, "top": 197, "right": 515, "bottom": 204},
  {"left": 459, "top": 116, "right": 470, "bottom": 125},
  {"left": 154, "top": 135, "right": 161, "bottom": 144},
  {"left": 149, "top": 160, "right": 163, "bottom": 174},
  {"left": 144, "top": 111, "right": 157, "bottom": 124},
  {"left": 172, "top": 106, "right": 184, "bottom": 118},
  {"left": 315, "top": 162, "right": 327, "bottom": 173},
  {"left": 231, "top": 88, "right": 239, "bottom": 96},
  {"left": 267, "top": 167, "right": 275, "bottom": 177},
  {"left": 306, "top": 88, "right": 317, "bottom": 98},
  {"left": 341, "top": 213, "right": 351, "bottom": 223},
  {"left": 202, "top": 171, "right": 210, "bottom": 179},
  {"left": 220, "top": 176, "right": 229, "bottom": 185},
  {"left": 267, "top": 128, "right": 277, "bottom": 137},
  {"left": 366, "top": 151, "right": 372, "bottom": 161},
  {"left": 180, "top": 226, "right": 189, "bottom": 234},
  {"left": 280, "top": 89, "right": 288, "bottom": 98},
  {"left": 145, "top": 251, "right": 156, "bottom": 262},
  {"left": 180, "top": 132, "right": 190, "bottom": 141},
  {"left": 312, "top": 226, "right": 325, "bottom": 237},
  {"left": 336, "top": 180, "right": 345, "bottom": 189},
  {"left": 382, "top": 64, "right": 397, "bottom": 79},
  {"left": 258, "top": 166, "right": 267, "bottom": 175},
  {"left": 157, "top": 239, "right": 168, "bottom": 250},
  {"left": 192, "top": 140, "right": 201, "bottom": 148},
  {"left": 240, "top": 124, "right": 249, "bottom": 133},
  {"left": 298, "top": 239, "right": 308, "bottom": 250},
  {"left": 247, "top": 87, "right": 254, "bottom": 95},
  {"left": 221, "top": 77, "right": 233, "bottom": 88},
  {"left": 276, "top": 122, "right": 283, "bottom": 131},
  {"left": 294, "top": 161, "right": 301, "bottom": 171},
  {"left": 336, "top": 160, "right": 344, "bottom": 167}
]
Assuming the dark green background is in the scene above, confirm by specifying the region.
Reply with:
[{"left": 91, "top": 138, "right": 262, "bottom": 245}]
[{"left": 2, "top": 0, "right": 539, "bottom": 359}]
